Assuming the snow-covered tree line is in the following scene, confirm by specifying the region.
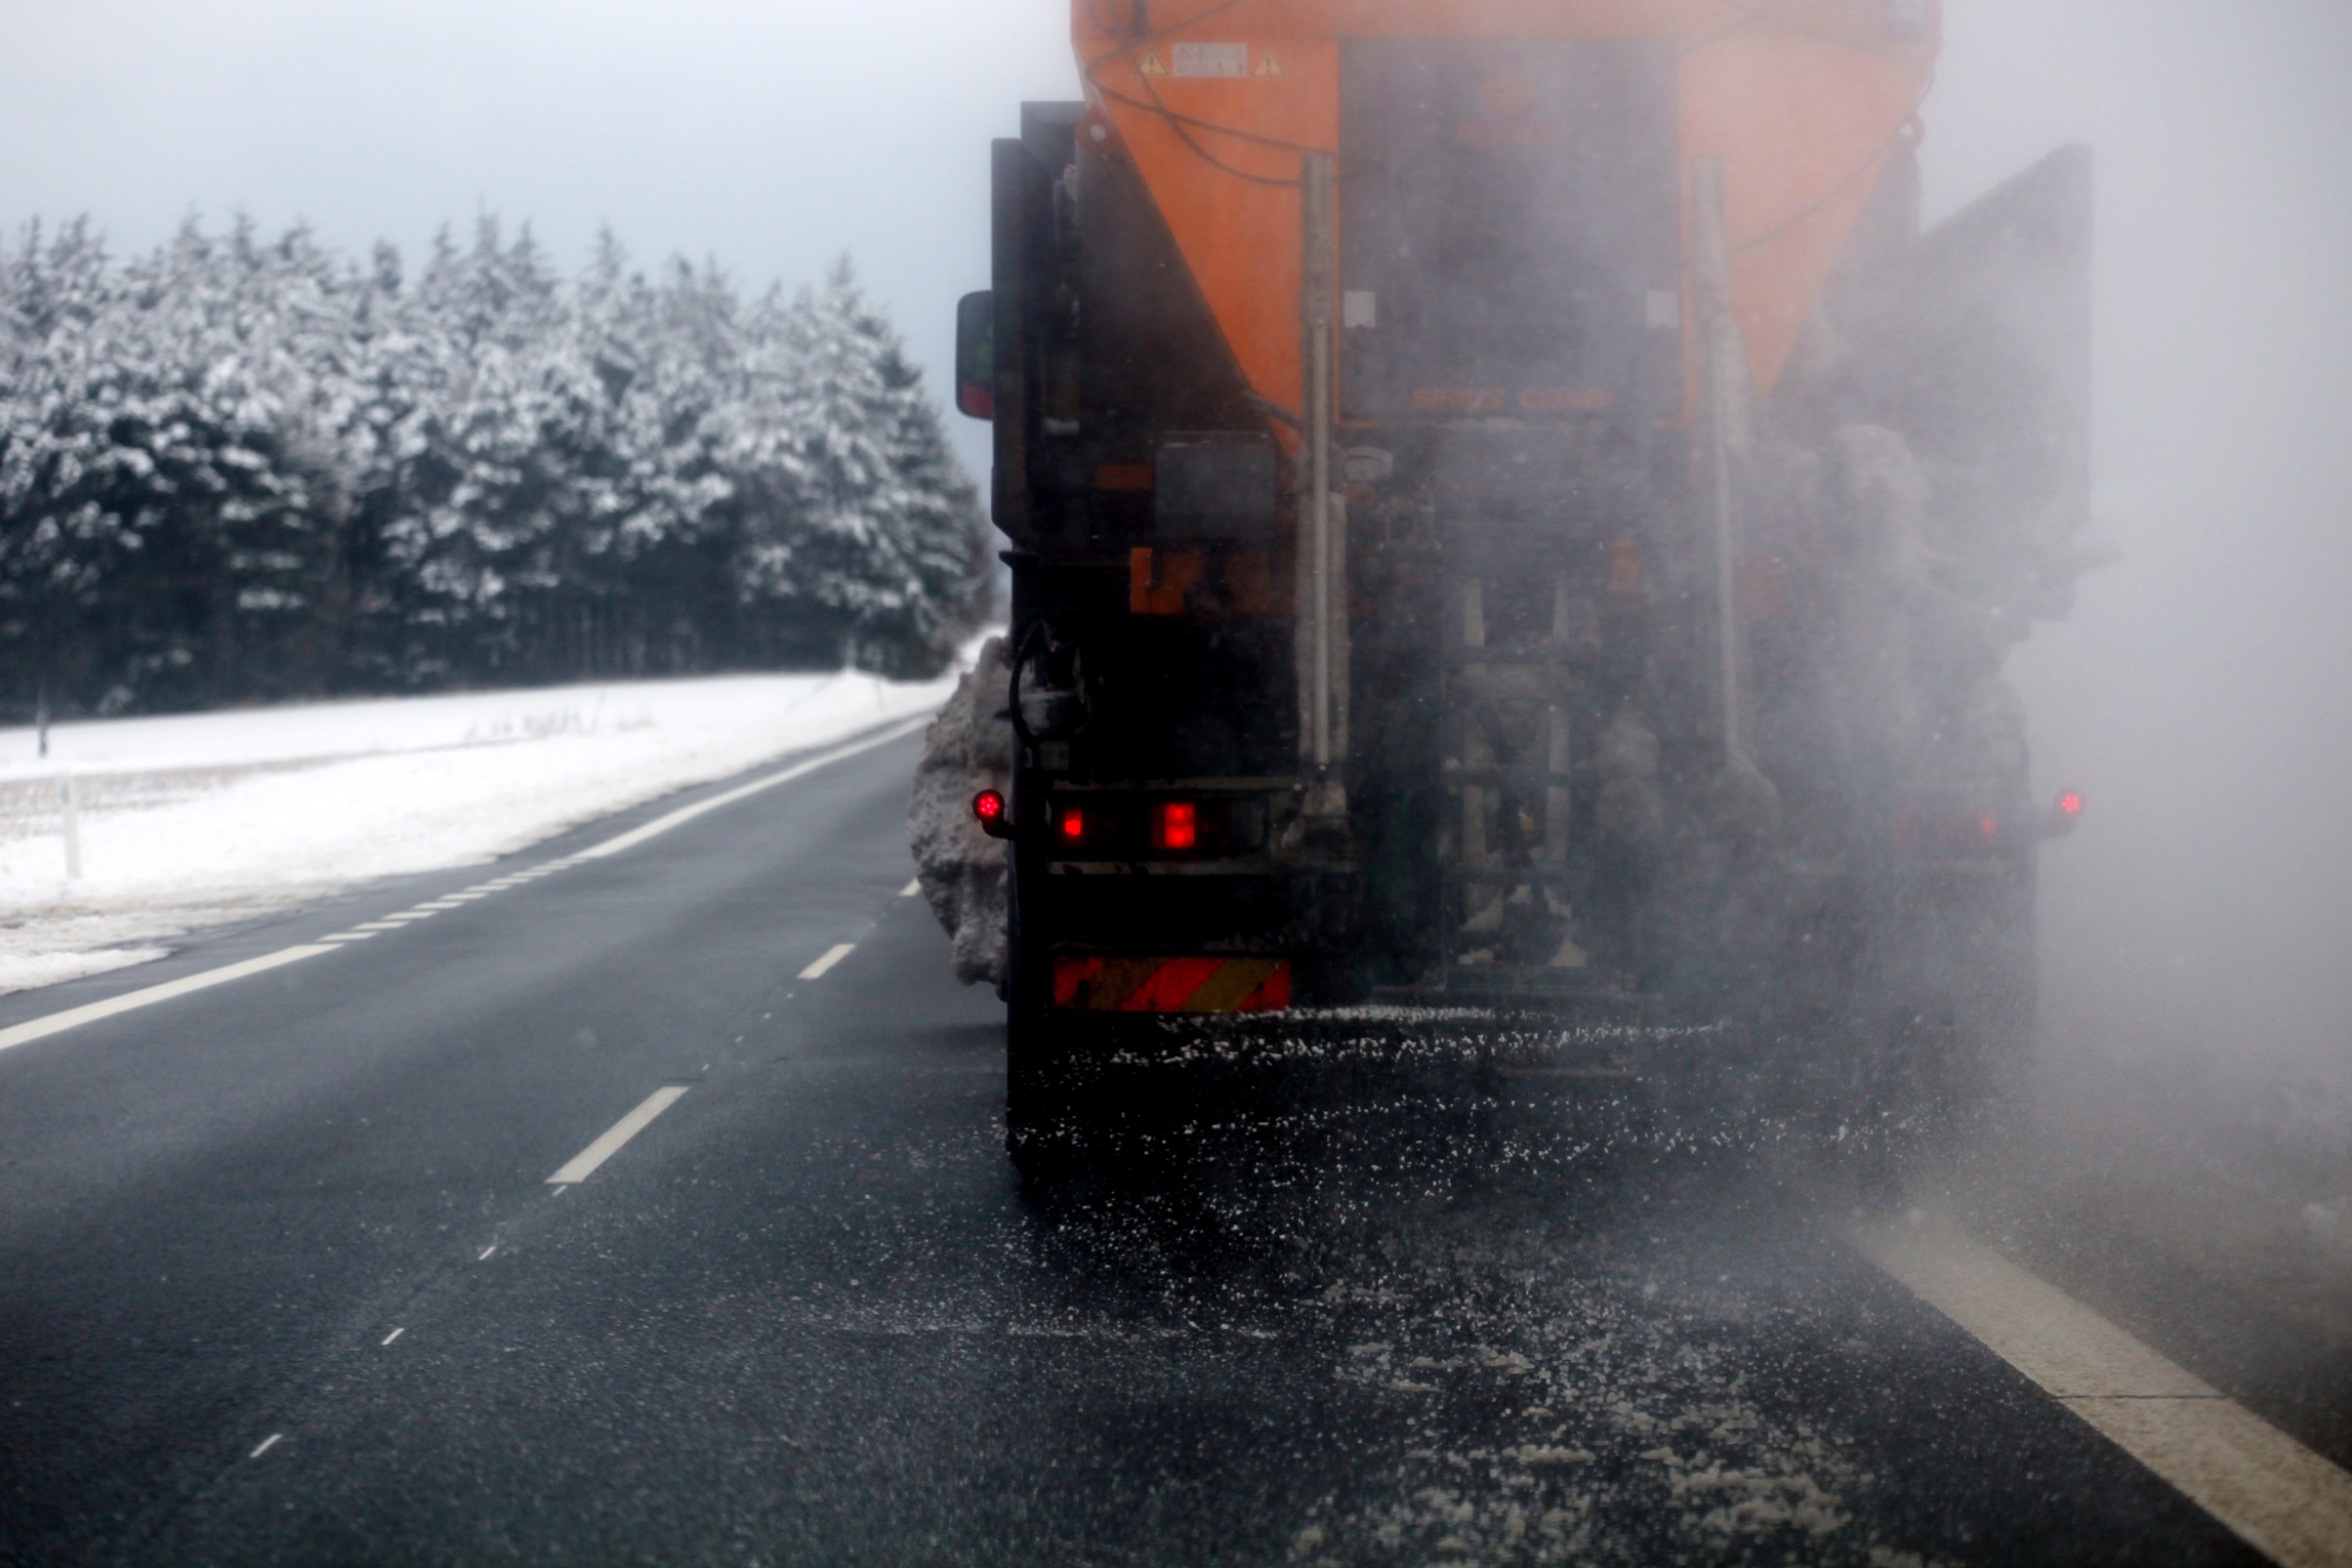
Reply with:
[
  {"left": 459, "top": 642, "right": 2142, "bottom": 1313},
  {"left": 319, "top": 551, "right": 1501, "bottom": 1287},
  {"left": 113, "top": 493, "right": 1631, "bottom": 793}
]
[{"left": 0, "top": 215, "right": 991, "bottom": 716}]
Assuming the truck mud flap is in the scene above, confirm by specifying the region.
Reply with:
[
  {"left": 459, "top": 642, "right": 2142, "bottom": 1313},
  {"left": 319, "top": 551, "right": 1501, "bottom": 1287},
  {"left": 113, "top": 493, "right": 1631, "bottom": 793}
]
[{"left": 1051, "top": 957, "right": 1291, "bottom": 1014}]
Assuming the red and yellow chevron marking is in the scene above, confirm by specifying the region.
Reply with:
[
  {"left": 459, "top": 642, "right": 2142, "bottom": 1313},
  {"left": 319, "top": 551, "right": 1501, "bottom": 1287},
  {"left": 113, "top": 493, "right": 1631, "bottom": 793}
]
[{"left": 1051, "top": 957, "right": 1291, "bottom": 1014}]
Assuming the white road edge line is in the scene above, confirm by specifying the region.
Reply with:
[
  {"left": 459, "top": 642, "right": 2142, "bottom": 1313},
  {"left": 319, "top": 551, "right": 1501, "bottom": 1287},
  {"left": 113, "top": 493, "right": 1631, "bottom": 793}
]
[
  {"left": 799, "top": 942, "right": 855, "bottom": 981},
  {"left": 899, "top": 878, "right": 921, "bottom": 897},
  {"left": 1852, "top": 1210, "right": 2352, "bottom": 1568},
  {"left": 0, "top": 715, "right": 932, "bottom": 1062},
  {"left": 546, "top": 1085, "right": 691, "bottom": 1185},
  {"left": 0, "top": 947, "right": 338, "bottom": 1056},
  {"left": 576, "top": 716, "right": 930, "bottom": 863},
  {"left": 249, "top": 1433, "right": 283, "bottom": 1459}
]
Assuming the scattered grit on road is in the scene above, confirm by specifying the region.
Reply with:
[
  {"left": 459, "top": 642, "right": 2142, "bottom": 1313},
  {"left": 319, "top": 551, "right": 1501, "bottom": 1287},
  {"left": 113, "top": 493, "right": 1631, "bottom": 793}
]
[{"left": 0, "top": 728, "right": 2345, "bottom": 1566}]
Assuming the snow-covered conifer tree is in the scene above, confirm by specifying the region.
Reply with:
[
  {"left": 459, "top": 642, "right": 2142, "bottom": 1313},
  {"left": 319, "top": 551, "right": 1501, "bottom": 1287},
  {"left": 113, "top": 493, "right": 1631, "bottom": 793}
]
[
  {"left": 1, "top": 217, "right": 987, "bottom": 714},
  {"left": 735, "top": 259, "right": 983, "bottom": 674}
]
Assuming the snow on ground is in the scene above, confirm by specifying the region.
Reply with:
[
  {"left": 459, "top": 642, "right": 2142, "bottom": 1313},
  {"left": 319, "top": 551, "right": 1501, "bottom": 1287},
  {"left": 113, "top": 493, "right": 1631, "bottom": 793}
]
[{"left": 0, "top": 659, "right": 973, "bottom": 997}]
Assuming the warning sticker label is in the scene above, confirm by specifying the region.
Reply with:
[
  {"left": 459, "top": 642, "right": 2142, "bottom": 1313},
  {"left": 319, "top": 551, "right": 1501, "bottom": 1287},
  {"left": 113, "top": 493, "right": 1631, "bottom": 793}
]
[
  {"left": 1138, "top": 50, "right": 1166, "bottom": 76},
  {"left": 1255, "top": 50, "right": 1283, "bottom": 77},
  {"left": 1169, "top": 41, "right": 1249, "bottom": 78}
]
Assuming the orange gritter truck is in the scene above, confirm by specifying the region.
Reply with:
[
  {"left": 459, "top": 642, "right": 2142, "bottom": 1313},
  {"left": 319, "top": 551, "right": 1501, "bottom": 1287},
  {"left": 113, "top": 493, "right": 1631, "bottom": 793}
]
[{"left": 948, "top": 0, "right": 2092, "bottom": 1157}]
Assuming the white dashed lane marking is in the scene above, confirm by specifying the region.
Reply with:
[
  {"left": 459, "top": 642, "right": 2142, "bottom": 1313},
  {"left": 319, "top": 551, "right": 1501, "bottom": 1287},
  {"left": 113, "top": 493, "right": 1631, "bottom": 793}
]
[
  {"left": 899, "top": 878, "right": 921, "bottom": 897},
  {"left": 546, "top": 1086, "right": 692, "bottom": 1186},
  {"left": 1854, "top": 1211, "right": 2352, "bottom": 1568},
  {"left": 248, "top": 1434, "right": 283, "bottom": 1460},
  {"left": 798, "top": 943, "right": 855, "bottom": 981}
]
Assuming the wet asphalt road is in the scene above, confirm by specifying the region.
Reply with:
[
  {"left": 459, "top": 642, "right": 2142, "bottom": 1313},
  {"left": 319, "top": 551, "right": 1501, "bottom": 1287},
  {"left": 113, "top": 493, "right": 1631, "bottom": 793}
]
[{"left": 0, "top": 732, "right": 2273, "bottom": 1566}]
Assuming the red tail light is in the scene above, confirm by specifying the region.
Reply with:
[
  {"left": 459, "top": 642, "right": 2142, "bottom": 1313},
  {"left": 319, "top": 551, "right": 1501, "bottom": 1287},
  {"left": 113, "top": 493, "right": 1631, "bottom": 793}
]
[
  {"left": 972, "top": 790, "right": 1005, "bottom": 823},
  {"left": 1154, "top": 800, "right": 1198, "bottom": 852},
  {"left": 1058, "top": 807, "right": 1085, "bottom": 844},
  {"left": 2046, "top": 787, "right": 2085, "bottom": 838}
]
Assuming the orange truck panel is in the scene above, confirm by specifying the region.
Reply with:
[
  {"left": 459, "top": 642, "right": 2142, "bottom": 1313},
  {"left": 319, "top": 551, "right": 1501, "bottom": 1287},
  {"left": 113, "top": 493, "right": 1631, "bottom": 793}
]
[{"left": 1073, "top": 0, "right": 1937, "bottom": 416}]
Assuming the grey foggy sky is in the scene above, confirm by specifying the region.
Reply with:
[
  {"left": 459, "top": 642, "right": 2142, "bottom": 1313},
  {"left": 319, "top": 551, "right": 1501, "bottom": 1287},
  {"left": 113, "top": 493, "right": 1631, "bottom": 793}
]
[
  {"left": 4, "top": 1, "right": 2349, "bottom": 1069},
  {"left": 0, "top": 0, "right": 1081, "bottom": 481}
]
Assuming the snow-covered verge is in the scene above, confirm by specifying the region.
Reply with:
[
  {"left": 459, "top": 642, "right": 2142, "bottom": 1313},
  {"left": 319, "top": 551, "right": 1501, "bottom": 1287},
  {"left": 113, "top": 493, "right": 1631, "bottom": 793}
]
[{"left": 0, "top": 663, "right": 970, "bottom": 997}]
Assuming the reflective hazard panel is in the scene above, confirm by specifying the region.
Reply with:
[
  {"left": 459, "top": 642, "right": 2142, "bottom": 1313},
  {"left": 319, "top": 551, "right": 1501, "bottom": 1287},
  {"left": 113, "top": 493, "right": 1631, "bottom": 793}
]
[
  {"left": 1052, "top": 957, "right": 1292, "bottom": 1014},
  {"left": 1170, "top": 41, "right": 1248, "bottom": 78}
]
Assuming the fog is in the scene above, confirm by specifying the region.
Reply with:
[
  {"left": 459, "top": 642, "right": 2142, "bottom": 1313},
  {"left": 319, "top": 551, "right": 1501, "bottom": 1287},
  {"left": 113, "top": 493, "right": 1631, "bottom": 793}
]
[
  {"left": 3, "top": 0, "right": 2346, "bottom": 1078},
  {"left": 1924, "top": 1, "right": 2352, "bottom": 1081},
  {"left": 3, "top": 8, "right": 2350, "bottom": 1554}
]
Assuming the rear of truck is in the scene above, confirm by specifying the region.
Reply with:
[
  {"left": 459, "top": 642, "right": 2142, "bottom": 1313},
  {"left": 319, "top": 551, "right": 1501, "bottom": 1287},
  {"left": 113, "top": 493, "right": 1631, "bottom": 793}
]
[{"left": 953, "top": 0, "right": 2092, "bottom": 1150}]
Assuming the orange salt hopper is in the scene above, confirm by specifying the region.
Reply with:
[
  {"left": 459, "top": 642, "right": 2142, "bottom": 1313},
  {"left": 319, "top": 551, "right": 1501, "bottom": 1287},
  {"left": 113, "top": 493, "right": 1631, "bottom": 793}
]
[{"left": 1071, "top": 0, "right": 1939, "bottom": 422}]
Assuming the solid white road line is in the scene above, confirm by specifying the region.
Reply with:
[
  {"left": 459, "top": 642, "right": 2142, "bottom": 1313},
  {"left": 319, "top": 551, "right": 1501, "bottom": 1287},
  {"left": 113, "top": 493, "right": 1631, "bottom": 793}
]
[
  {"left": 798, "top": 943, "right": 855, "bottom": 981},
  {"left": 576, "top": 716, "right": 930, "bottom": 863},
  {"left": 546, "top": 1086, "right": 691, "bottom": 1185},
  {"left": 899, "top": 878, "right": 921, "bottom": 897},
  {"left": 0, "top": 946, "right": 338, "bottom": 1056},
  {"left": 1853, "top": 1211, "right": 2352, "bottom": 1568},
  {"left": 0, "top": 715, "right": 935, "bottom": 1062},
  {"left": 249, "top": 1434, "right": 283, "bottom": 1459}
]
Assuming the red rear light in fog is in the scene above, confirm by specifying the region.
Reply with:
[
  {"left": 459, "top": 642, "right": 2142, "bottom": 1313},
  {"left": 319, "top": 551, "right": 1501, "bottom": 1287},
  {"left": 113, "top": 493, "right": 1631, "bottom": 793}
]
[
  {"left": 2058, "top": 790, "right": 2083, "bottom": 819},
  {"left": 1154, "top": 801, "right": 1197, "bottom": 852},
  {"left": 1059, "top": 807, "right": 1085, "bottom": 844},
  {"left": 972, "top": 790, "right": 1005, "bottom": 823}
]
